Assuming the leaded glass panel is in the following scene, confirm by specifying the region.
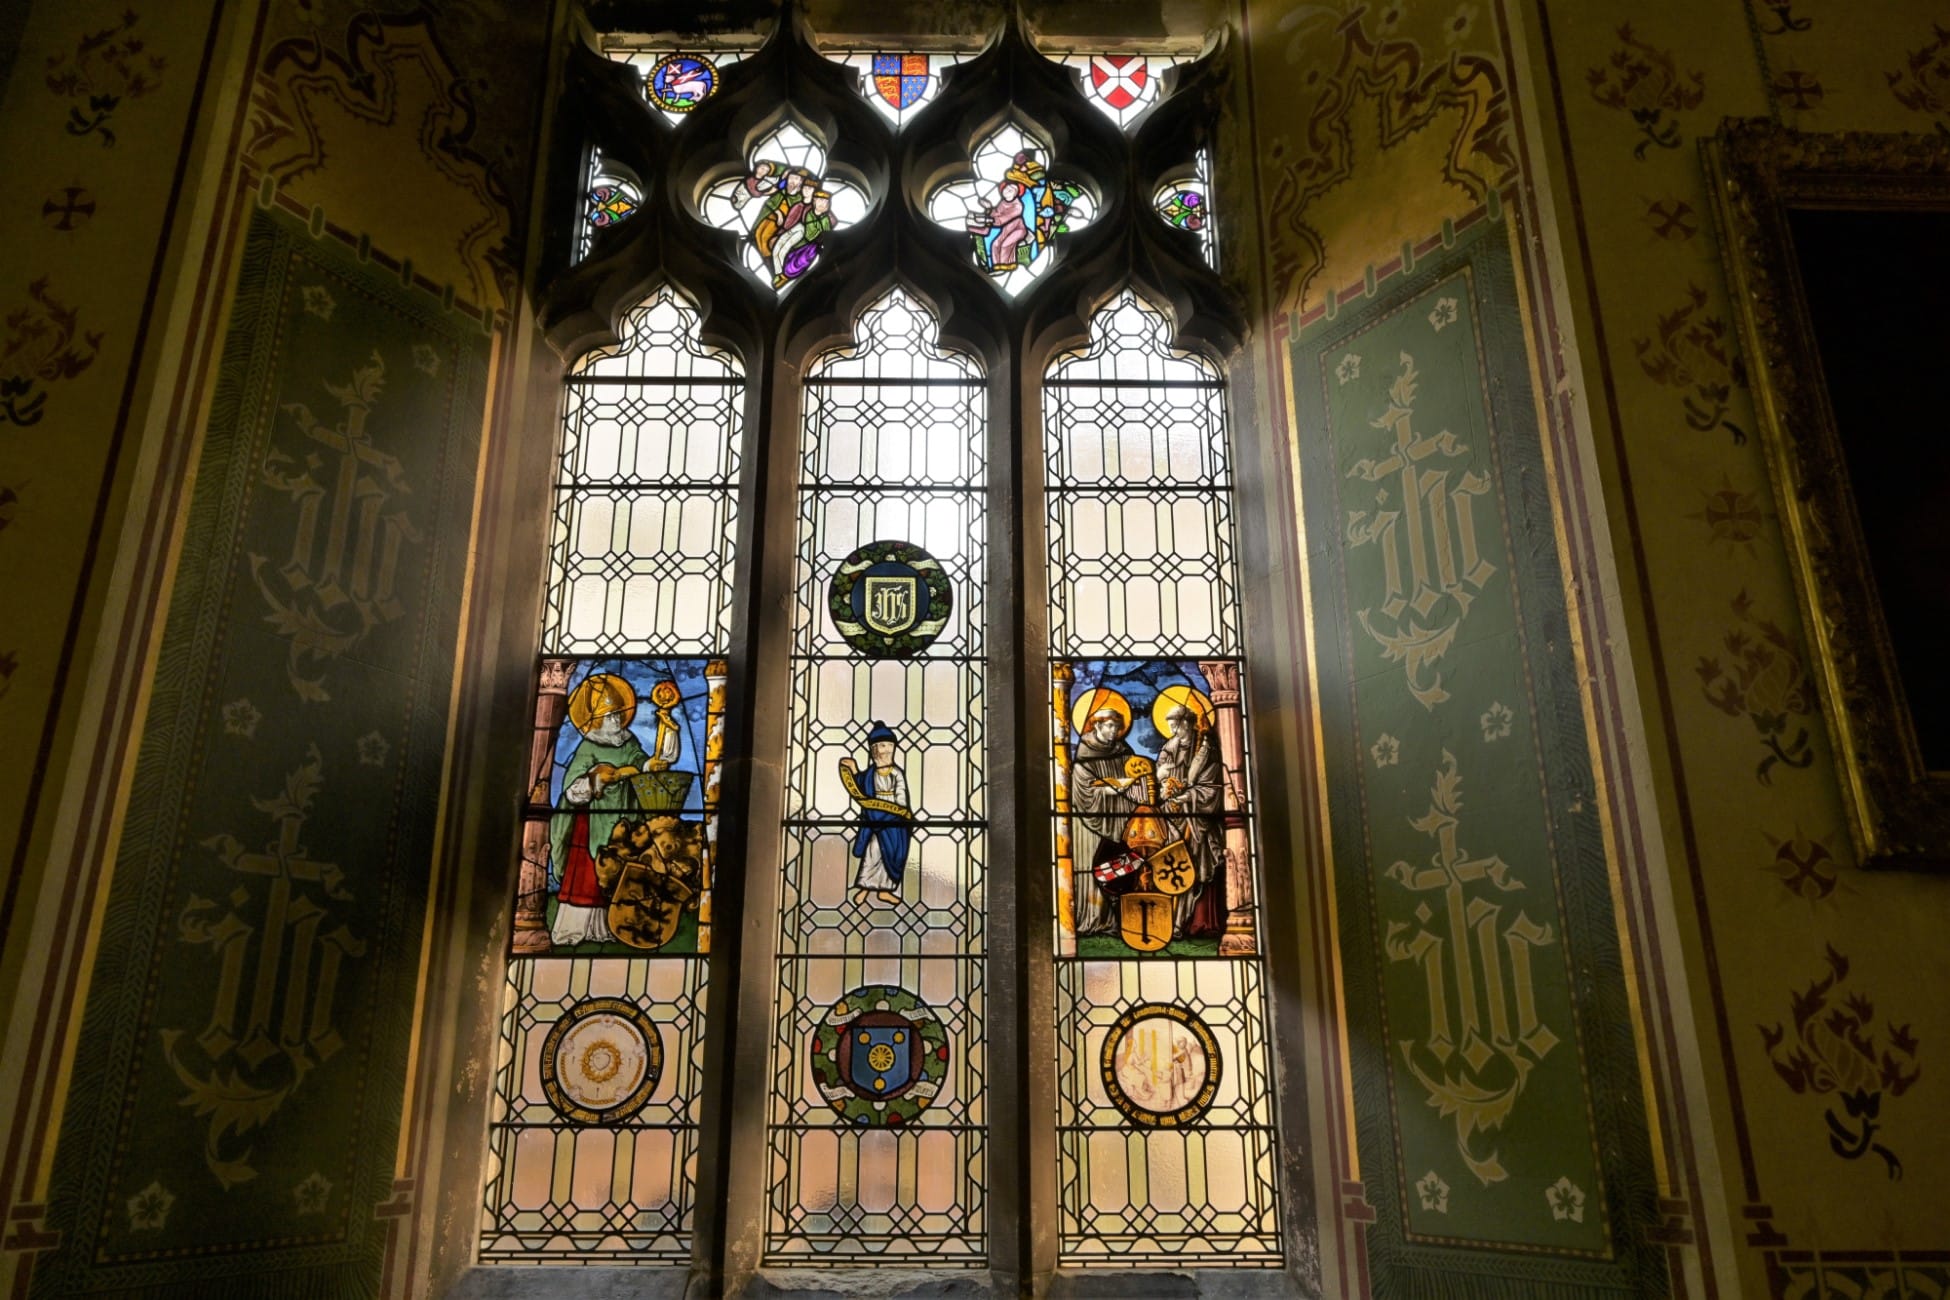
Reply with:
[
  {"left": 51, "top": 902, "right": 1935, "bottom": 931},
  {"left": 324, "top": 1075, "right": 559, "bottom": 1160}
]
[
  {"left": 579, "top": 148, "right": 642, "bottom": 262},
  {"left": 831, "top": 51, "right": 969, "bottom": 127},
  {"left": 1044, "top": 293, "right": 1282, "bottom": 1265},
  {"left": 1057, "top": 53, "right": 1184, "bottom": 129},
  {"left": 605, "top": 46, "right": 756, "bottom": 122},
  {"left": 698, "top": 123, "right": 868, "bottom": 293},
  {"left": 484, "top": 285, "right": 741, "bottom": 1264},
  {"left": 1153, "top": 148, "right": 1218, "bottom": 270},
  {"left": 926, "top": 123, "right": 1094, "bottom": 296},
  {"left": 764, "top": 291, "right": 989, "bottom": 1264}
]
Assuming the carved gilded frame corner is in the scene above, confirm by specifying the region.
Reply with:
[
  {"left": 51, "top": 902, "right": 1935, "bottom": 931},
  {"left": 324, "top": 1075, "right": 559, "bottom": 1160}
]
[{"left": 1705, "top": 120, "right": 1950, "bottom": 870}]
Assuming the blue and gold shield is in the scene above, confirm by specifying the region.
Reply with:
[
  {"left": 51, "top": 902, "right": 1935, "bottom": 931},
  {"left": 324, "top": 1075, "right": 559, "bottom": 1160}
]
[{"left": 848, "top": 1022, "right": 912, "bottom": 1096}]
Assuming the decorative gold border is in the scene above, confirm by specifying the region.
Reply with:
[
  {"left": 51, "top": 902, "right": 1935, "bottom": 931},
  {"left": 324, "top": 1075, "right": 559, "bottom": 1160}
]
[{"left": 1705, "top": 120, "right": 1950, "bottom": 871}]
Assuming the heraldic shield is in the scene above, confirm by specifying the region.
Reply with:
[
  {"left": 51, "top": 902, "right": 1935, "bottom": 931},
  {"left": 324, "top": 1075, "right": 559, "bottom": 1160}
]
[
  {"left": 810, "top": 984, "right": 951, "bottom": 1127},
  {"left": 1119, "top": 891, "right": 1173, "bottom": 952},
  {"left": 864, "top": 574, "right": 918, "bottom": 635},
  {"left": 845, "top": 1016, "right": 915, "bottom": 1097}
]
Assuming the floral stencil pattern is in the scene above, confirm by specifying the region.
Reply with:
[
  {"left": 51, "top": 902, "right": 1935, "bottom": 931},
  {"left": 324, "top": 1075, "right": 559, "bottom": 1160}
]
[
  {"left": 1634, "top": 284, "right": 1747, "bottom": 445},
  {"left": 2, "top": 278, "right": 104, "bottom": 427},
  {"left": 44, "top": 10, "right": 167, "bottom": 147},
  {"left": 1586, "top": 24, "right": 1706, "bottom": 159},
  {"left": 1888, "top": 22, "right": 1950, "bottom": 129},
  {"left": 1760, "top": 945, "right": 1921, "bottom": 1180},
  {"left": 1697, "top": 589, "right": 1816, "bottom": 784}
]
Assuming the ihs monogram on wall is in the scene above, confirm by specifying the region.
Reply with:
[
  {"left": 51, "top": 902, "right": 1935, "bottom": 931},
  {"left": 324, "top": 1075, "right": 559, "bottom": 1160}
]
[
  {"left": 165, "top": 745, "right": 363, "bottom": 1188},
  {"left": 1345, "top": 352, "right": 1498, "bottom": 710},
  {"left": 1384, "top": 750, "right": 1558, "bottom": 1186},
  {"left": 1760, "top": 945, "right": 1921, "bottom": 1179},
  {"left": 253, "top": 349, "right": 422, "bottom": 701}
]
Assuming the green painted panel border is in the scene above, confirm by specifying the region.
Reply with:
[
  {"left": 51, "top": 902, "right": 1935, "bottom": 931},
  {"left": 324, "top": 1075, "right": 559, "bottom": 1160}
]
[
  {"left": 1292, "top": 217, "right": 1664, "bottom": 1297},
  {"left": 39, "top": 205, "right": 489, "bottom": 1297}
]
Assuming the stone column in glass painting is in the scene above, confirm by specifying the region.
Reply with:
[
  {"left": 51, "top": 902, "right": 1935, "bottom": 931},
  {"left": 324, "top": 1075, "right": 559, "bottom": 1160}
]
[
  {"left": 515, "top": 657, "right": 574, "bottom": 953},
  {"left": 1200, "top": 659, "right": 1255, "bottom": 955},
  {"left": 1051, "top": 660, "right": 1078, "bottom": 956}
]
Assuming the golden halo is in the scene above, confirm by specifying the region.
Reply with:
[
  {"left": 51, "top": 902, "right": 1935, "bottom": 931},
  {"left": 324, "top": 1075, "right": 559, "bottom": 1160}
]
[
  {"left": 567, "top": 672, "right": 638, "bottom": 736},
  {"left": 1071, "top": 686, "right": 1132, "bottom": 738},
  {"left": 1152, "top": 685, "right": 1214, "bottom": 738}
]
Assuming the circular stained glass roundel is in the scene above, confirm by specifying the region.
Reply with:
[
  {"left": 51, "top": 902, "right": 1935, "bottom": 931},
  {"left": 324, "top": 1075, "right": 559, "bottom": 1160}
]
[
  {"left": 647, "top": 54, "right": 719, "bottom": 113},
  {"left": 540, "top": 996, "right": 663, "bottom": 1124},
  {"left": 1099, "top": 1002, "right": 1221, "bottom": 1127},
  {"left": 827, "top": 539, "right": 952, "bottom": 658},
  {"left": 809, "top": 984, "right": 950, "bottom": 1127}
]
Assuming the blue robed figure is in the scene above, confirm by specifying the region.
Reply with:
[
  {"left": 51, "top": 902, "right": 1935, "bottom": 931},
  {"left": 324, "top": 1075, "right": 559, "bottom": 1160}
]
[{"left": 838, "top": 720, "right": 911, "bottom": 905}]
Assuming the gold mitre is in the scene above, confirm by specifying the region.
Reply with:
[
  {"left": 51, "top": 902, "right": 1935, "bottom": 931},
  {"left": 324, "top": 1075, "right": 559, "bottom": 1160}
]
[{"left": 568, "top": 672, "right": 638, "bottom": 735}]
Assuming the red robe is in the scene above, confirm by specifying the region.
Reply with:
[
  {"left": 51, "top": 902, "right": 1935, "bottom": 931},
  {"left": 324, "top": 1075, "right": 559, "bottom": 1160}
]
[{"left": 557, "top": 815, "right": 606, "bottom": 907}]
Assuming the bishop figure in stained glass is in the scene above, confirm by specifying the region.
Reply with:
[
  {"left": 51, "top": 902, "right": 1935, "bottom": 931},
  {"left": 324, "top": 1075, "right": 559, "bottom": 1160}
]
[{"left": 552, "top": 672, "right": 650, "bottom": 945}]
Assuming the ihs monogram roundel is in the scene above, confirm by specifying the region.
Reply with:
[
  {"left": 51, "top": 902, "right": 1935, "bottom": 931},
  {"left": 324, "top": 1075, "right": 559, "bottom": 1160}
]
[
  {"left": 828, "top": 540, "right": 952, "bottom": 658},
  {"left": 809, "top": 984, "right": 950, "bottom": 1127},
  {"left": 540, "top": 997, "right": 664, "bottom": 1125},
  {"left": 1100, "top": 1003, "right": 1221, "bottom": 1127}
]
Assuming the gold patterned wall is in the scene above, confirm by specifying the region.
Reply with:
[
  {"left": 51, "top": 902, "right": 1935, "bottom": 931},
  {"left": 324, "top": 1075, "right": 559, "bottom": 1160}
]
[
  {"left": 1245, "top": 0, "right": 1950, "bottom": 1295},
  {"left": 0, "top": 1, "right": 548, "bottom": 1293}
]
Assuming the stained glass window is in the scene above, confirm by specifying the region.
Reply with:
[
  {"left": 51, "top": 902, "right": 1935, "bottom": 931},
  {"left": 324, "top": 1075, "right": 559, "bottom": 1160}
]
[
  {"left": 832, "top": 51, "right": 969, "bottom": 127},
  {"left": 1044, "top": 292, "right": 1283, "bottom": 1263},
  {"left": 926, "top": 123, "right": 1095, "bottom": 295},
  {"left": 1058, "top": 53, "right": 1185, "bottom": 129},
  {"left": 481, "top": 286, "right": 743, "bottom": 1262},
  {"left": 502, "top": 17, "right": 1278, "bottom": 1282},
  {"left": 699, "top": 122, "right": 869, "bottom": 292},
  {"left": 1153, "top": 147, "right": 1218, "bottom": 270},
  {"left": 578, "top": 148, "right": 642, "bottom": 262},
  {"left": 605, "top": 46, "right": 756, "bottom": 122},
  {"left": 764, "top": 290, "right": 989, "bottom": 1262}
]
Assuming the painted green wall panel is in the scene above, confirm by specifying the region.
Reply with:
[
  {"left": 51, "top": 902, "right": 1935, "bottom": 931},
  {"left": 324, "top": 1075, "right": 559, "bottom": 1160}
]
[
  {"left": 38, "top": 205, "right": 488, "bottom": 1297},
  {"left": 1294, "top": 218, "right": 1662, "bottom": 1296}
]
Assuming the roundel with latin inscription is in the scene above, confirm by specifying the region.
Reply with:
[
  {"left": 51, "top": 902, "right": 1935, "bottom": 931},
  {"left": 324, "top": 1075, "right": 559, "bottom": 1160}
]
[
  {"left": 647, "top": 54, "right": 719, "bottom": 113},
  {"left": 540, "top": 997, "right": 663, "bottom": 1125},
  {"left": 808, "top": 984, "right": 950, "bottom": 1127},
  {"left": 827, "top": 539, "right": 952, "bottom": 658},
  {"left": 1100, "top": 1002, "right": 1221, "bottom": 1127}
]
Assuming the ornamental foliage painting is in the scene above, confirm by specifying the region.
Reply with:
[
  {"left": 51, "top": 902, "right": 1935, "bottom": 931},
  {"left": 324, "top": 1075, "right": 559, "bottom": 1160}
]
[{"left": 487, "top": 21, "right": 1258, "bottom": 1277}]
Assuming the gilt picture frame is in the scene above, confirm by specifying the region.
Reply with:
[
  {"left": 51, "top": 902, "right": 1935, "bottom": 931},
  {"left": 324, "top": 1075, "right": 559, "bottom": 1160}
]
[{"left": 1705, "top": 120, "right": 1950, "bottom": 870}]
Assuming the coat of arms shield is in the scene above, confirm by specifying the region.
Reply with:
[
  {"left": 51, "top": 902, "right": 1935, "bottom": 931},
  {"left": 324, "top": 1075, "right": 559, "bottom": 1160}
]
[{"left": 864, "top": 574, "right": 919, "bottom": 634}]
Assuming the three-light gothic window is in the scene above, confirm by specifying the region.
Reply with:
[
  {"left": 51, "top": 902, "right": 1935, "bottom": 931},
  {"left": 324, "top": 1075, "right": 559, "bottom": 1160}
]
[{"left": 486, "top": 21, "right": 1280, "bottom": 1277}]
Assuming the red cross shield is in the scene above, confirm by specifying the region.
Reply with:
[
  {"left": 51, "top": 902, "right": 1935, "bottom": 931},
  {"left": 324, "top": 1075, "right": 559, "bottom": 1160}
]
[{"left": 1088, "top": 55, "right": 1149, "bottom": 111}]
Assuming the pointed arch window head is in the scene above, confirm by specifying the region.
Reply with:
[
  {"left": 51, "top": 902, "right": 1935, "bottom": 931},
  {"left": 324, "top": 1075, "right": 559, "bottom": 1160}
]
[
  {"left": 699, "top": 122, "right": 868, "bottom": 292},
  {"left": 927, "top": 123, "right": 1094, "bottom": 295}
]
